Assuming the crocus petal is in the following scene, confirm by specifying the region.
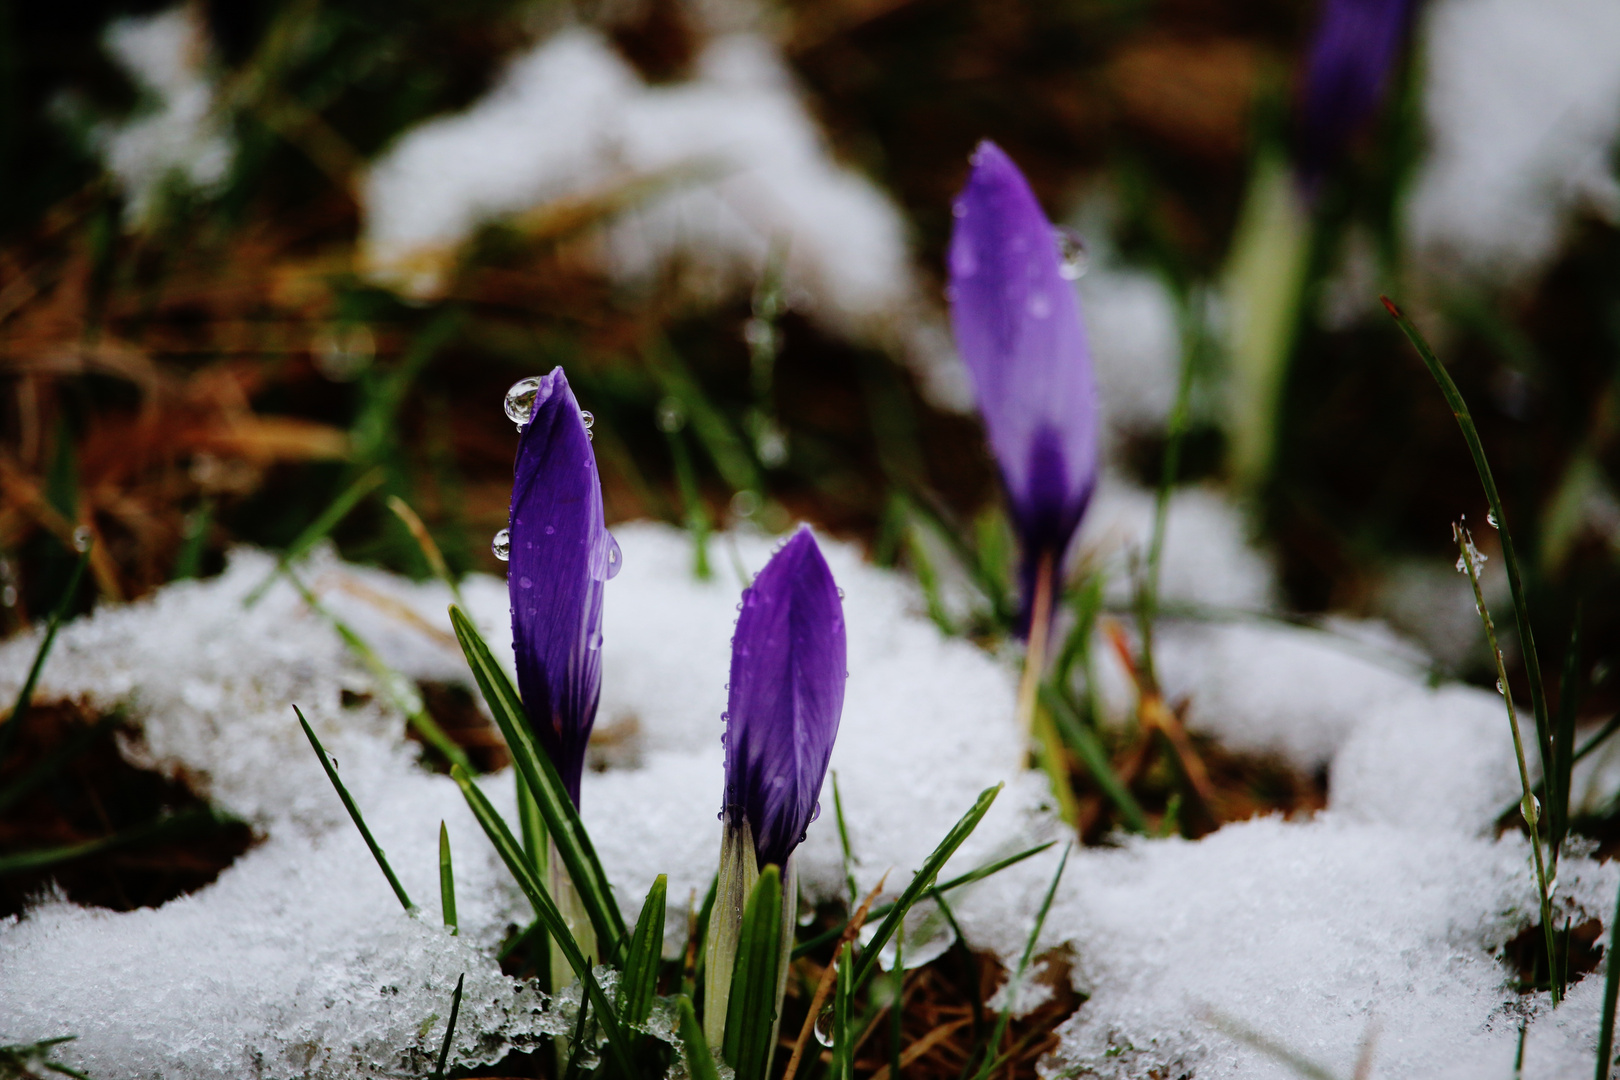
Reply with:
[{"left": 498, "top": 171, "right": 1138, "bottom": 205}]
[
  {"left": 1295, "top": 0, "right": 1411, "bottom": 190},
  {"left": 509, "top": 366, "right": 616, "bottom": 805},
  {"left": 723, "top": 525, "right": 847, "bottom": 869},
  {"left": 948, "top": 141, "right": 1099, "bottom": 625}
]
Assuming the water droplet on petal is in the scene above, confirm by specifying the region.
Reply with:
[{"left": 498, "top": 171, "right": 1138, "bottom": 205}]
[
  {"left": 492, "top": 528, "right": 511, "bottom": 562},
  {"left": 505, "top": 377, "right": 543, "bottom": 428},
  {"left": 814, "top": 1005, "right": 835, "bottom": 1048},
  {"left": 579, "top": 409, "right": 594, "bottom": 429},
  {"left": 605, "top": 534, "right": 622, "bottom": 579},
  {"left": 71, "top": 526, "right": 92, "bottom": 553},
  {"left": 1054, "top": 226, "right": 1089, "bottom": 280},
  {"left": 836, "top": 587, "right": 845, "bottom": 600}
]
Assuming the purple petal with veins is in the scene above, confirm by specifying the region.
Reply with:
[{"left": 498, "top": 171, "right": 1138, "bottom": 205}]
[
  {"left": 948, "top": 141, "right": 1099, "bottom": 632},
  {"left": 723, "top": 525, "right": 846, "bottom": 869},
  {"left": 508, "top": 366, "right": 618, "bottom": 806}
]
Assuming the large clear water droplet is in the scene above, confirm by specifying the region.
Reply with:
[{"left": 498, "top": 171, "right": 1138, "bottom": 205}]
[
  {"left": 580, "top": 410, "right": 594, "bottom": 441},
  {"left": 505, "top": 377, "right": 543, "bottom": 429},
  {"left": 813, "top": 1004, "right": 835, "bottom": 1048},
  {"left": 72, "top": 525, "right": 92, "bottom": 553},
  {"left": 1487, "top": 510, "right": 1499, "bottom": 529},
  {"left": 492, "top": 528, "right": 511, "bottom": 562},
  {"left": 1054, "top": 226, "right": 1089, "bottom": 280},
  {"left": 605, "top": 533, "right": 622, "bottom": 580}
]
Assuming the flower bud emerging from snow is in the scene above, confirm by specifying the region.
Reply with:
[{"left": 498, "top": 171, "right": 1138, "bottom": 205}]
[
  {"left": 1294, "top": 0, "right": 1412, "bottom": 191},
  {"left": 508, "top": 366, "right": 620, "bottom": 807},
  {"left": 948, "top": 140, "right": 1100, "bottom": 635}
]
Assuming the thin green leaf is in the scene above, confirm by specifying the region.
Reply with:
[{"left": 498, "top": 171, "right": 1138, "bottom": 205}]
[
  {"left": 448, "top": 764, "right": 636, "bottom": 1075},
  {"left": 971, "top": 844, "right": 1070, "bottom": 1080},
  {"left": 431, "top": 973, "right": 464, "bottom": 1080},
  {"left": 832, "top": 940, "right": 854, "bottom": 1080},
  {"left": 676, "top": 995, "right": 722, "bottom": 1080},
  {"left": 1597, "top": 870, "right": 1620, "bottom": 1080},
  {"left": 1042, "top": 683, "right": 1149, "bottom": 833},
  {"left": 387, "top": 495, "right": 465, "bottom": 609},
  {"left": 439, "top": 822, "right": 457, "bottom": 935},
  {"left": 0, "top": 545, "right": 91, "bottom": 770},
  {"left": 0, "top": 806, "right": 224, "bottom": 874},
  {"left": 1383, "top": 297, "right": 1553, "bottom": 813},
  {"left": 172, "top": 498, "right": 214, "bottom": 581},
  {"left": 244, "top": 467, "right": 386, "bottom": 607},
  {"left": 852, "top": 784, "right": 1001, "bottom": 990},
  {"left": 295, "top": 704, "right": 413, "bottom": 911},
  {"left": 723, "top": 865, "right": 784, "bottom": 1080},
  {"left": 620, "top": 874, "right": 667, "bottom": 1027},
  {"left": 448, "top": 605, "right": 625, "bottom": 955},
  {"left": 832, "top": 771, "right": 859, "bottom": 907}
]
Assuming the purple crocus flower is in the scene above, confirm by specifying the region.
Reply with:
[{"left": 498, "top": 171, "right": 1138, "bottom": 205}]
[
  {"left": 1294, "top": 0, "right": 1412, "bottom": 191},
  {"left": 722, "top": 525, "right": 846, "bottom": 869},
  {"left": 948, "top": 141, "right": 1099, "bottom": 634},
  {"left": 508, "top": 366, "right": 620, "bottom": 806}
]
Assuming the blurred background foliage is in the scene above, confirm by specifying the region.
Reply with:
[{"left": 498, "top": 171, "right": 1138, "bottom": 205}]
[{"left": 1, "top": 0, "right": 1618, "bottom": 743}]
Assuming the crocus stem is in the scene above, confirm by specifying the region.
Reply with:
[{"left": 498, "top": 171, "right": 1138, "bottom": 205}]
[
  {"left": 704, "top": 819, "right": 759, "bottom": 1047},
  {"left": 1017, "top": 554, "right": 1078, "bottom": 826},
  {"left": 1457, "top": 525, "right": 1559, "bottom": 1006},
  {"left": 548, "top": 833, "right": 598, "bottom": 994}
]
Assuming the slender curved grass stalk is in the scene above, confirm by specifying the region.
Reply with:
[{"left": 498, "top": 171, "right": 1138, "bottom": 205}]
[
  {"left": 244, "top": 467, "right": 385, "bottom": 608},
  {"left": 386, "top": 495, "right": 464, "bottom": 609},
  {"left": 295, "top": 705, "right": 413, "bottom": 912},
  {"left": 430, "top": 973, "right": 463, "bottom": 1080},
  {"left": 1454, "top": 525, "right": 1558, "bottom": 1006},
  {"left": 1596, "top": 870, "right": 1620, "bottom": 1079},
  {"left": 970, "top": 843, "right": 1070, "bottom": 1080},
  {"left": 0, "top": 544, "right": 91, "bottom": 771},
  {"left": 438, "top": 822, "right": 457, "bottom": 935}
]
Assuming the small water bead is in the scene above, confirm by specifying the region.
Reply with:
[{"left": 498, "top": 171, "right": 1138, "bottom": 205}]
[
  {"left": 1053, "top": 226, "right": 1089, "bottom": 280},
  {"left": 580, "top": 410, "right": 594, "bottom": 441},
  {"left": 1496, "top": 679, "right": 1506, "bottom": 695},
  {"left": 605, "top": 534, "right": 622, "bottom": 579},
  {"left": 492, "top": 528, "right": 511, "bottom": 562},
  {"left": 71, "top": 525, "right": 92, "bottom": 553},
  {"left": 1487, "top": 510, "right": 1499, "bottom": 528},
  {"left": 813, "top": 1004, "right": 835, "bottom": 1048},
  {"left": 730, "top": 490, "right": 761, "bottom": 519},
  {"left": 505, "top": 377, "right": 543, "bottom": 428},
  {"left": 655, "top": 397, "right": 687, "bottom": 434},
  {"left": 743, "top": 317, "right": 776, "bottom": 353},
  {"left": 836, "top": 587, "right": 845, "bottom": 600},
  {"left": 312, "top": 323, "right": 375, "bottom": 382}
]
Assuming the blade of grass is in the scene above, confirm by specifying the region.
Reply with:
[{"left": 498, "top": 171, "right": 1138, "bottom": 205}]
[
  {"left": 1454, "top": 525, "right": 1558, "bottom": 1005},
  {"left": 645, "top": 338, "right": 762, "bottom": 497},
  {"left": 1552, "top": 613, "right": 1581, "bottom": 870},
  {"left": 172, "top": 498, "right": 214, "bottom": 581},
  {"left": 448, "top": 605, "right": 626, "bottom": 955},
  {"left": 664, "top": 424, "right": 713, "bottom": 580},
  {"left": 793, "top": 839, "right": 1052, "bottom": 959},
  {"left": 387, "top": 495, "right": 464, "bottom": 608},
  {"left": 619, "top": 874, "right": 667, "bottom": 1027},
  {"left": 1200, "top": 1008, "right": 1341, "bottom": 1080},
  {"left": 676, "top": 995, "right": 722, "bottom": 1080},
  {"left": 0, "top": 544, "right": 91, "bottom": 770},
  {"left": 1384, "top": 297, "right": 1553, "bottom": 807},
  {"left": 0, "top": 806, "right": 226, "bottom": 874},
  {"left": 430, "top": 973, "right": 464, "bottom": 1080},
  {"left": 852, "top": 783, "right": 1001, "bottom": 990},
  {"left": 244, "top": 467, "right": 385, "bottom": 607},
  {"left": 969, "top": 843, "right": 1069, "bottom": 1080},
  {"left": 1597, "top": 869, "right": 1620, "bottom": 1080},
  {"left": 439, "top": 822, "right": 457, "bottom": 935},
  {"left": 1497, "top": 711, "right": 1620, "bottom": 824},
  {"left": 781, "top": 878, "right": 886, "bottom": 1080},
  {"left": 832, "top": 771, "right": 859, "bottom": 907},
  {"left": 1042, "top": 683, "right": 1149, "bottom": 833},
  {"left": 832, "top": 939, "right": 855, "bottom": 1080},
  {"left": 722, "top": 865, "right": 784, "bottom": 1080},
  {"left": 295, "top": 704, "right": 414, "bottom": 912},
  {"left": 448, "top": 764, "right": 635, "bottom": 1072}
]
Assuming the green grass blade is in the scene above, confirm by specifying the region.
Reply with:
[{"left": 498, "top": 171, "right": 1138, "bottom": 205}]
[
  {"left": 793, "top": 839, "right": 1053, "bottom": 959},
  {"left": 1383, "top": 297, "right": 1553, "bottom": 798},
  {"left": 244, "top": 467, "right": 386, "bottom": 607},
  {"left": 172, "top": 498, "right": 214, "bottom": 581},
  {"left": 1597, "top": 870, "right": 1620, "bottom": 1080},
  {"left": 832, "top": 940, "right": 854, "bottom": 1080},
  {"left": 852, "top": 784, "right": 1001, "bottom": 990},
  {"left": 832, "top": 771, "right": 859, "bottom": 907},
  {"left": 431, "top": 973, "right": 464, "bottom": 1080},
  {"left": 448, "top": 764, "right": 635, "bottom": 1074},
  {"left": 620, "top": 874, "right": 667, "bottom": 1027},
  {"left": 0, "top": 806, "right": 224, "bottom": 874},
  {"left": 723, "top": 865, "right": 784, "bottom": 1080},
  {"left": 0, "top": 545, "right": 91, "bottom": 770},
  {"left": 448, "top": 605, "right": 626, "bottom": 955},
  {"left": 295, "top": 705, "right": 414, "bottom": 911},
  {"left": 676, "top": 995, "right": 722, "bottom": 1080},
  {"left": 1496, "top": 710, "right": 1620, "bottom": 824},
  {"left": 439, "top": 822, "right": 457, "bottom": 935},
  {"left": 646, "top": 337, "right": 763, "bottom": 496},
  {"left": 1042, "top": 683, "right": 1149, "bottom": 833},
  {"left": 387, "top": 495, "right": 465, "bottom": 609},
  {"left": 518, "top": 771, "right": 547, "bottom": 875},
  {"left": 664, "top": 426, "right": 713, "bottom": 581},
  {"left": 1200, "top": 1009, "right": 1341, "bottom": 1080},
  {"left": 971, "top": 843, "right": 1070, "bottom": 1080},
  {"left": 1552, "top": 615, "right": 1581, "bottom": 867}
]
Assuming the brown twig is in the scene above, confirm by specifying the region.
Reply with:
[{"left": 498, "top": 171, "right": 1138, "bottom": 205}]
[
  {"left": 1103, "top": 619, "right": 1218, "bottom": 807},
  {"left": 780, "top": 873, "right": 890, "bottom": 1080}
]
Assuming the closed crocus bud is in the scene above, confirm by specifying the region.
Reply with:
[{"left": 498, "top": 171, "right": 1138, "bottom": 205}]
[
  {"left": 507, "top": 366, "right": 621, "bottom": 807},
  {"left": 704, "top": 525, "right": 846, "bottom": 1051},
  {"left": 948, "top": 141, "right": 1100, "bottom": 638},
  {"left": 1294, "top": 0, "right": 1412, "bottom": 192}
]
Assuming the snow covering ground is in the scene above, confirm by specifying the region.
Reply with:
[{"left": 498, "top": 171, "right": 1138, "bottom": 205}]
[{"left": 0, "top": 520, "right": 1616, "bottom": 1079}]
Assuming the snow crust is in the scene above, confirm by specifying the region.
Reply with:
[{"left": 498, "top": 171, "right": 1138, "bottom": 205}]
[
  {"left": 361, "top": 27, "right": 919, "bottom": 345},
  {"left": 1405, "top": 0, "right": 1620, "bottom": 284},
  {"left": 94, "top": 7, "right": 233, "bottom": 225},
  {"left": 0, "top": 525, "right": 1614, "bottom": 1078}
]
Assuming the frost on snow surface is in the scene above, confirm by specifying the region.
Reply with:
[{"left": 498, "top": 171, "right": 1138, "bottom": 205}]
[
  {"left": 360, "top": 27, "right": 918, "bottom": 347},
  {"left": 1405, "top": 0, "right": 1620, "bottom": 284},
  {"left": 0, "top": 524, "right": 1615, "bottom": 1078}
]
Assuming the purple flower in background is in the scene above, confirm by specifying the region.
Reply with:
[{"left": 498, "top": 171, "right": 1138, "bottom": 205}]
[
  {"left": 948, "top": 141, "right": 1099, "bottom": 634},
  {"left": 723, "top": 525, "right": 847, "bottom": 869},
  {"left": 1294, "top": 0, "right": 1412, "bottom": 190},
  {"left": 508, "top": 366, "right": 620, "bottom": 806}
]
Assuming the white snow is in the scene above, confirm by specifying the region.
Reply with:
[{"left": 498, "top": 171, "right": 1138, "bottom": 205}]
[
  {"left": 361, "top": 27, "right": 921, "bottom": 346},
  {"left": 1405, "top": 0, "right": 1620, "bottom": 284},
  {"left": 0, "top": 525, "right": 1615, "bottom": 1078},
  {"left": 94, "top": 7, "right": 233, "bottom": 226}
]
